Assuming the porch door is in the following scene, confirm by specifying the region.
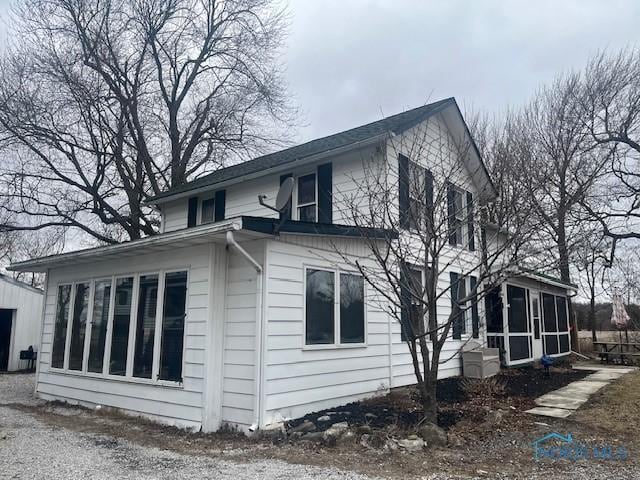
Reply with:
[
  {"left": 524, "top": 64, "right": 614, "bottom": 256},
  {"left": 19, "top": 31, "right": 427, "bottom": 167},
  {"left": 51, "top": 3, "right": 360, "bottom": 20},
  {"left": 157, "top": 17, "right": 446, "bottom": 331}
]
[
  {"left": 0, "top": 309, "right": 13, "bottom": 371},
  {"left": 506, "top": 285, "right": 533, "bottom": 363},
  {"left": 529, "top": 290, "right": 543, "bottom": 359}
]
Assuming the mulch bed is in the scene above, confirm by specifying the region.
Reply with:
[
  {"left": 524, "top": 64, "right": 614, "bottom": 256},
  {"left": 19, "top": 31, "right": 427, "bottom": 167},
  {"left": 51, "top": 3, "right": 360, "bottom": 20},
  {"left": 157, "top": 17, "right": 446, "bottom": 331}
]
[{"left": 287, "top": 364, "right": 590, "bottom": 433}]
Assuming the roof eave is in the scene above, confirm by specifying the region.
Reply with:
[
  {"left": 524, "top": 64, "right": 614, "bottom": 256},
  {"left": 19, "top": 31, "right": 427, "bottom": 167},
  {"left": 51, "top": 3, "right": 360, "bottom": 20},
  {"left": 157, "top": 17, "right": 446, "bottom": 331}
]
[{"left": 147, "top": 133, "right": 389, "bottom": 206}]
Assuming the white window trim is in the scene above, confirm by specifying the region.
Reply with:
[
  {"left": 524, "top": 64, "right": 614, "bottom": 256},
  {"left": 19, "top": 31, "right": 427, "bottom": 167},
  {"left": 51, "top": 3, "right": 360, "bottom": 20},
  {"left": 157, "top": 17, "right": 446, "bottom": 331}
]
[
  {"left": 48, "top": 267, "right": 190, "bottom": 388},
  {"left": 294, "top": 172, "right": 318, "bottom": 222},
  {"left": 302, "top": 265, "right": 367, "bottom": 350}
]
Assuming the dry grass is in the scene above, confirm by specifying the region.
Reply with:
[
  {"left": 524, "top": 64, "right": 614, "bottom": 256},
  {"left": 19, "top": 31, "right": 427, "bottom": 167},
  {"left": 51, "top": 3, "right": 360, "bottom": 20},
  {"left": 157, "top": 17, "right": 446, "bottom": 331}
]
[{"left": 572, "top": 370, "right": 640, "bottom": 447}]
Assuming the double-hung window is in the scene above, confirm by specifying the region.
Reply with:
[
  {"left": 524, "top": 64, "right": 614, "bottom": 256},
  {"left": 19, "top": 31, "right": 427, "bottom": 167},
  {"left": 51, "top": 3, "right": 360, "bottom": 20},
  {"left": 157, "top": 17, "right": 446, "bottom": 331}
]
[
  {"left": 305, "top": 267, "right": 365, "bottom": 346},
  {"left": 297, "top": 173, "right": 317, "bottom": 222},
  {"left": 400, "top": 266, "right": 425, "bottom": 341},
  {"left": 201, "top": 197, "right": 216, "bottom": 224},
  {"left": 449, "top": 187, "right": 466, "bottom": 246},
  {"left": 50, "top": 269, "right": 189, "bottom": 384}
]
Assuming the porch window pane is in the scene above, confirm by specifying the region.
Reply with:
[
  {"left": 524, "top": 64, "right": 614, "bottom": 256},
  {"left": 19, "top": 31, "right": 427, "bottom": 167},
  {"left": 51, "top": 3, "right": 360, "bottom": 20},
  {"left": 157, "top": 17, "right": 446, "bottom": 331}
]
[
  {"left": 159, "top": 271, "right": 188, "bottom": 382},
  {"left": 485, "top": 288, "right": 503, "bottom": 333},
  {"left": 556, "top": 296, "right": 568, "bottom": 332},
  {"left": 88, "top": 280, "right": 111, "bottom": 373},
  {"left": 507, "top": 285, "right": 528, "bottom": 333},
  {"left": 509, "top": 336, "right": 530, "bottom": 361},
  {"left": 68, "top": 282, "right": 90, "bottom": 371},
  {"left": 542, "top": 293, "right": 557, "bottom": 332},
  {"left": 305, "top": 269, "right": 334, "bottom": 345},
  {"left": 133, "top": 275, "right": 159, "bottom": 379},
  {"left": 51, "top": 285, "right": 72, "bottom": 369},
  {"left": 109, "top": 277, "right": 134, "bottom": 376},
  {"left": 340, "top": 273, "right": 364, "bottom": 343},
  {"left": 559, "top": 334, "right": 570, "bottom": 353},
  {"left": 544, "top": 335, "right": 559, "bottom": 355}
]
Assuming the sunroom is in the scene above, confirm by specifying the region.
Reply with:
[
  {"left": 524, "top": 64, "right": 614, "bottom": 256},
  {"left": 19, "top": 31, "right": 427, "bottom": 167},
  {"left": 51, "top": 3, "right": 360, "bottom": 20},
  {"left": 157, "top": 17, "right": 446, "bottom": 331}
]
[{"left": 485, "top": 272, "right": 576, "bottom": 366}]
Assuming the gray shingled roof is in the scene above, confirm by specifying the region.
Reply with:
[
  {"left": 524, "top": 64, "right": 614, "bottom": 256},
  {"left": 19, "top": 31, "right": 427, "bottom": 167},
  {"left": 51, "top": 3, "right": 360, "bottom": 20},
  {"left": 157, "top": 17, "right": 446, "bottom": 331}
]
[{"left": 149, "top": 97, "right": 456, "bottom": 203}]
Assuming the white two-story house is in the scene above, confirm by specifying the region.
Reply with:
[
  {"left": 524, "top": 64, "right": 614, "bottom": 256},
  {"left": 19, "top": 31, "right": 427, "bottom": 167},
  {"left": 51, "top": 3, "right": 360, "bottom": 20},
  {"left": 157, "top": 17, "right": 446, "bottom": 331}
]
[{"left": 10, "top": 97, "right": 574, "bottom": 433}]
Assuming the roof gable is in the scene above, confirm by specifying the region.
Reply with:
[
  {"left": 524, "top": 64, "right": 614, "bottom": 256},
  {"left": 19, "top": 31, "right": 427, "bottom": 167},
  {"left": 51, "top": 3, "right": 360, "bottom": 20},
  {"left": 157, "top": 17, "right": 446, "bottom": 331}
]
[{"left": 149, "top": 97, "right": 461, "bottom": 204}]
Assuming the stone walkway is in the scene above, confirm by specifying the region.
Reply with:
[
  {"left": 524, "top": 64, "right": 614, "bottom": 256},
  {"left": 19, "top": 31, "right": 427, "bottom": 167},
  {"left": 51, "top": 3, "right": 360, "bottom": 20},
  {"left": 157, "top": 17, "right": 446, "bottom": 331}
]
[{"left": 525, "top": 364, "right": 636, "bottom": 418}]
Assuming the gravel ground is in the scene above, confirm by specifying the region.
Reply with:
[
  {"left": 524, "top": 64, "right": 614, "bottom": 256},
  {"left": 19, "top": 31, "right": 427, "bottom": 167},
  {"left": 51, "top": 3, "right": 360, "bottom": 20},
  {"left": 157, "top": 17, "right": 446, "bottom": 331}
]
[
  {"left": 0, "top": 373, "right": 638, "bottom": 480},
  {"left": 0, "top": 374, "right": 374, "bottom": 480}
]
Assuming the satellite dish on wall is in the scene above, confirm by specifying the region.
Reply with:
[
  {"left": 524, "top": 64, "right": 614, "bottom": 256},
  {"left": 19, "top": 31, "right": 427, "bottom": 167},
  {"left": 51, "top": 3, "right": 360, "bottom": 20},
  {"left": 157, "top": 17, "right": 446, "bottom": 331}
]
[
  {"left": 258, "top": 176, "right": 294, "bottom": 214},
  {"left": 275, "top": 177, "right": 294, "bottom": 210}
]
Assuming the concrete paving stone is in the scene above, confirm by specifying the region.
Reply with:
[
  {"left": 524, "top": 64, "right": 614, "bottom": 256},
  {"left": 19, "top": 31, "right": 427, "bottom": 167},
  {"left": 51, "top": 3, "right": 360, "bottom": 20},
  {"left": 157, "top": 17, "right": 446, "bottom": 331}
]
[
  {"left": 552, "top": 380, "right": 608, "bottom": 396},
  {"left": 534, "top": 394, "right": 586, "bottom": 410},
  {"left": 525, "top": 407, "right": 573, "bottom": 418},
  {"left": 583, "top": 371, "right": 626, "bottom": 381}
]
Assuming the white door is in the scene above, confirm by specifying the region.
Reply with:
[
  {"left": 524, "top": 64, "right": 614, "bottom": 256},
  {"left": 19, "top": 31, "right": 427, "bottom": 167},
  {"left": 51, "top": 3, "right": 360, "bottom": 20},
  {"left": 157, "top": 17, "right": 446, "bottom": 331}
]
[{"left": 530, "top": 290, "right": 543, "bottom": 359}]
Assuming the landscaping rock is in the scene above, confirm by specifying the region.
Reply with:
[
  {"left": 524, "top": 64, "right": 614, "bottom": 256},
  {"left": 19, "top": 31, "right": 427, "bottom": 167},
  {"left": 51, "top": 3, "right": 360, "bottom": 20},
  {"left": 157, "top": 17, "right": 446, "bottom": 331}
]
[
  {"left": 364, "top": 412, "right": 377, "bottom": 420},
  {"left": 336, "top": 430, "right": 356, "bottom": 446},
  {"left": 418, "top": 422, "right": 448, "bottom": 447},
  {"left": 316, "top": 415, "right": 331, "bottom": 422},
  {"left": 258, "top": 422, "right": 286, "bottom": 441},
  {"left": 297, "top": 431, "right": 324, "bottom": 445},
  {"left": 322, "top": 422, "right": 350, "bottom": 446},
  {"left": 290, "top": 420, "right": 316, "bottom": 434},
  {"left": 356, "top": 425, "right": 372, "bottom": 435},
  {"left": 397, "top": 436, "right": 424, "bottom": 452},
  {"left": 359, "top": 434, "right": 371, "bottom": 448}
]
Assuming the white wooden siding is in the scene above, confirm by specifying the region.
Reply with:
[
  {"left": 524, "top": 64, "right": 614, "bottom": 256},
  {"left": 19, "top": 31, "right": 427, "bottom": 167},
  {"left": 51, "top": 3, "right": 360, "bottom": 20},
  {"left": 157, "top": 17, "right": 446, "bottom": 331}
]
[
  {"left": 221, "top": 240, "right": 264, "bottom": 429},
  {"left": 161, "top": 146, "right": 383, "bottom": 233},
  {"left": 37, "top": 245, "right": 212, "bottom": 430},
  {"left": 0, "top": 277, "right": 43, "bottom": 371}
]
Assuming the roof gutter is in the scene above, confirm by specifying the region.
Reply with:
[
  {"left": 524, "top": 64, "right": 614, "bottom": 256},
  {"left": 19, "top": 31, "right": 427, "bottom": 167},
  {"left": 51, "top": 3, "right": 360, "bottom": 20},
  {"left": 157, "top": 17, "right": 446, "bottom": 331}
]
[
  {"left": 147, "top": 133, "right": 388, "bottom": 206},
  {"left": 9, "top": 219, "right": 243, "bottom": 272}
]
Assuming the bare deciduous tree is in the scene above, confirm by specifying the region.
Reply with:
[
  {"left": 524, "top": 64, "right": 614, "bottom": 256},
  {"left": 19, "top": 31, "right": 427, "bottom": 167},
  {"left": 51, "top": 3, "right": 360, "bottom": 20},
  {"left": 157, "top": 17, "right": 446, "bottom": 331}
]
[
  {"left": 331, "top": 115, "right": 542, "bottom": 423},
  {"left": 0, "top": 0, "right": 295, "bottom": 243}
]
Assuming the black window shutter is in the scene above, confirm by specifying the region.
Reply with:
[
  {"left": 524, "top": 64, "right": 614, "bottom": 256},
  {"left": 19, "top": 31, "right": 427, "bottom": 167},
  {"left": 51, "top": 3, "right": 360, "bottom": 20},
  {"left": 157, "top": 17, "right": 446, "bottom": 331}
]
[
  {"left": 317, "top": 162, "right": 332, "bottom": 224},
  {"left": 470, "top": 275, "right": 479, "bottom": 338},
  {"left": 450, "top": 271, "right": 461, "bottom": 339},
  {"left": 467, "top": 191, "right": 475, "bottom": 251},
  {"left": 187, "top": 196, "right": 198, "bottom": 228},
  {"left": 398, "top": 154, "right": 409, "bottom": 229},
  {"left": 400, "top": 263, "right": 411, "bottom": 341},
  {"left": 214, "top": 190, "right": 226, "bottom": 222},
  {"left": 279, "top": 174, "right": 293, "bottom": 220},
  {"left": 447, "top": 183, "right": 456, "bottom": 245}
]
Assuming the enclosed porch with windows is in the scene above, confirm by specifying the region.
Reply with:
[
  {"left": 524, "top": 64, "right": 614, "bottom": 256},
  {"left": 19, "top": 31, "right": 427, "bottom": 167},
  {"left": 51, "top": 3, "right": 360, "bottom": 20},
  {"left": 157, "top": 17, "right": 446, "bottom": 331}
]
[{"left": 485, "top": 273, "right": 576, "bottom": 367}]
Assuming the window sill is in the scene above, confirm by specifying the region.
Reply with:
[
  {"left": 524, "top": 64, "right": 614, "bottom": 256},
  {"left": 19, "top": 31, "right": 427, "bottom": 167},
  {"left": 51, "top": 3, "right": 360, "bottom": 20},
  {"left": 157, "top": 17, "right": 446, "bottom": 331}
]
[
  {"left": 46, "top": 368, "right": 184, "bottom": 389},
  {"left": 302, "top": 343, "right": 368, "bottom": 351}
]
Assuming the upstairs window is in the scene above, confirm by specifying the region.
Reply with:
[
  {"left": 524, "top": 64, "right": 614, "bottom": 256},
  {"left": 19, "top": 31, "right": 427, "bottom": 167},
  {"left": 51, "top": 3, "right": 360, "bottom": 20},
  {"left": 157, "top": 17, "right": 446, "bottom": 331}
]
[
  {"left": 201, "top": 197, "right": 215, "bottom": 224},
  {"left": 297, "top": 173, "right": 317, "bottom": 222}
]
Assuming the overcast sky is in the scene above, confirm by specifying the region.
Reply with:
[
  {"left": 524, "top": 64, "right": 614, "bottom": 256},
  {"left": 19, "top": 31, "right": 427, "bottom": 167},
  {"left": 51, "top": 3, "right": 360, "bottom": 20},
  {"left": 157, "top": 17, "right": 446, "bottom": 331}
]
[
  {"left": 284, "top": 0, "right": 640, "bottom": 142},
  {"left": 0, "top": 1, "right": 638, "bottom": 143}
]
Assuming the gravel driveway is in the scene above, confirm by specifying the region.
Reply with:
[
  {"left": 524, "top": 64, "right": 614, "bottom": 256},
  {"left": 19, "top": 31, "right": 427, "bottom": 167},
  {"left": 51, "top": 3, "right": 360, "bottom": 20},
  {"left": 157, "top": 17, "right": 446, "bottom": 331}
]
[
  {"left": 0, "top": 374, "right": 374, "bottom": 480},
  {"left": 1, "top": 373, "right": 638, "bottom": 480}
]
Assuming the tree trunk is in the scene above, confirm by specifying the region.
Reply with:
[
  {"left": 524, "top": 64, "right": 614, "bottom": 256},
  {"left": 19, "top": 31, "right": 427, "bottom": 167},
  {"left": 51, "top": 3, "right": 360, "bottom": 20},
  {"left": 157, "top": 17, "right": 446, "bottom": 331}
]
[{"left": 557, "top": 224, "right": 579, "bottom": 352}]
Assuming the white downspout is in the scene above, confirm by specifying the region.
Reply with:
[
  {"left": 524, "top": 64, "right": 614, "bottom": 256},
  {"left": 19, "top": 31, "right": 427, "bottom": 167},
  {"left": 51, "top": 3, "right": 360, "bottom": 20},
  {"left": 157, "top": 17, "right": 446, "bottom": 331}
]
[{"left": 226, "top": 232, "right": 264, "bottom": 431}]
